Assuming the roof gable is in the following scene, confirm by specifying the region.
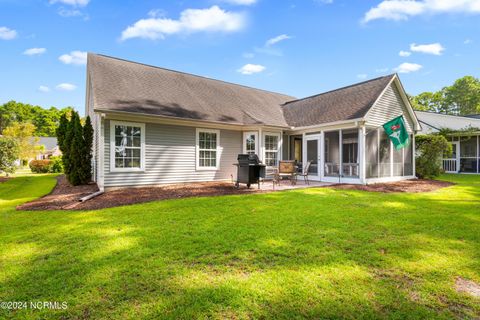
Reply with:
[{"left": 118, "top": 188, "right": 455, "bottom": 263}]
[{"left": 281, "top": 75, "right": 395, "bottom": 128}]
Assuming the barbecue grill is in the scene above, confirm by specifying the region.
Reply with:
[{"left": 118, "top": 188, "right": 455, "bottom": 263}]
[{"left": 233, "top": 154, "right": 266, "bottom": 189}]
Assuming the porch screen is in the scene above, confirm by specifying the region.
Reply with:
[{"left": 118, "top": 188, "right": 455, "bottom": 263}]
[
  {"left": 324, "top": 131, "right": 340, "bottom": 177},
  {"left": 365, "top": 129, "right": 379, "bottom": 178},
  {"left": 403, "top": 134, "right": 414, "bottom": 176},
  {"left": 460, "top": 137, "right": 478, "bottom": 173},
  {"left": 392, "top": 146, "right": 403, "bottom": 176},
  {"left": 379, "top": 130, "right": 391, "bottom": 177},
  {"left": 342, "top": 130, "right": 359, "bottom": 177}
]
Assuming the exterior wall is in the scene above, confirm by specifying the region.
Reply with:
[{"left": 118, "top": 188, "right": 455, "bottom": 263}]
[
  {"left": 103, "top": 119, "right": 242, "bottom": 187},
  {"left": 366, "top": 82, "right": 415, "bottom": 133}
]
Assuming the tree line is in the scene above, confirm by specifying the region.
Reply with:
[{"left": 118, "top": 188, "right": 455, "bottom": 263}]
[
  {"left": 0, "top": 100, "right": 74, "bottom": 137},
  {"left": 410, "top": 75, "right": 480, "bottom": 115}
]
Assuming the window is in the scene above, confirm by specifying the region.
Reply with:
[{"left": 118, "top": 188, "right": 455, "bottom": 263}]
[
  {"left": 110, "top": 121, "right": 145, "bottom": 172},
  {"left": 196, "top": 129, "right": 220, "bottom": 170},
  {"left": 264, "top": 133, "right": 280, "bottom": 167},
  {"left": 243, "top": 132, "right": 258, "bottom": 155}
]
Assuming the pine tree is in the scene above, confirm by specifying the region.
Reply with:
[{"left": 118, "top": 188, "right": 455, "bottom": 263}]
[
  {"left": 56, "top": 113, "right": 68, "bottom": 152},
  {"left": 68, "top": 112, "right": 85, "bottom": 186},
  {"left": 83, "top": 116, "right": 94, "bottom": 182},
  {"left": 63, "top": 114, "right": 74, "bottom": 178}
]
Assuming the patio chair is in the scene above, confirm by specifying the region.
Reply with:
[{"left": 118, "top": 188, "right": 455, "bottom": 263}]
[
  {"left": 297, "top": 161, "right": 312, "bottom": 185},
  {"left": 273, "top": 161, "right": 298, "bottom": 186}
]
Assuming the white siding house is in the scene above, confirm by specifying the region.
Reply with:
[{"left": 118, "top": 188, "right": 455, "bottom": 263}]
[{"left": 86, "top": 54, "right": 421, "bottom": 190}]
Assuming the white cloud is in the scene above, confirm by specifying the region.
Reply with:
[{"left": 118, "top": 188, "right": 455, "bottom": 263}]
[
  {"left": 38, "top": 85, "right": 50, "bottom": 92},
  {"left": 394, "top": 62, "right": 423, "bottom": 73},
  {"left": 223, "top": 0, "right": 257, "bottom": 5},
  {"left": 56, "top": 83, "right": 77, "bottom": 91},
  {"left": 0, "top": 26, "right": 17, "bottom": 40},
  {"left": 316, "top": 0, "right": 334, "bottom": 3},
  {"left": 243, "top": 52, "right": 255, "bottom": 58},
  {"left": 59, "top": 51, "right": 87, "bottom": 65},
  {"left": 23, "top": 48, "right": 46, "bottom": 56},
  {"left": 363, "top": 0, "right": 480, "bottom": 23},
  {"left": 120, "top": 6, "right": 246, "bottom": 41},
  {"left": 50, "top": 0, "right": 89, "bottom": 7},
  {"left": 464, "top": 38, "right": 473, "bottom": 44},
  {"left": 357, "top": 74, "right": 368, "bottom": 79},
  {"left": 399, "top": 50, "right": 411, "bottom": 57},
  {"left": 410, "top": 42, "right": 445, "bottom": 55},
  {"left": 265, "top": 34, "right": 292, "bottom": 47},
  {"left": 237, "top": 63, "right": 266, "bottom": 75}
]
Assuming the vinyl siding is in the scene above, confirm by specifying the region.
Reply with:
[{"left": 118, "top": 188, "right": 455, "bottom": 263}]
[
  {"left": 103, "top": 120, "right": 242, "bottom": 187},
  {"left": 366, "top": 82, "right": 414, "bottom": 133}
]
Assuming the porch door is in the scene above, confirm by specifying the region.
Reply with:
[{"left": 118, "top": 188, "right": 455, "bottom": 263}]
[
  {"left": 304, "top": 135, "right": 321, "bottom": 181},
  {"left": 444, "top": 141, "right": 459, "bottom": 173}
]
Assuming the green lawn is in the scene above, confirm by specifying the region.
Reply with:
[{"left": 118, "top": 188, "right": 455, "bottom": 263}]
[{"left": 1, "top": 174, "right": 479, "bottom": 319}]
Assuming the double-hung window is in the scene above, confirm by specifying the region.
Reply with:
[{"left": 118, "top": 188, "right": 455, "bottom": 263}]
[
  {"left": 264, "top": 133, "right": 280, "bottom": 167},
  {"left": 196, "top": 128, "right": 220, "bottom": 170},
  {"left": 110, "top": 121, "right": 145, "bottom": 172},
  {"left": 243, "top": 132, "right": 258, "bottom": 155}
]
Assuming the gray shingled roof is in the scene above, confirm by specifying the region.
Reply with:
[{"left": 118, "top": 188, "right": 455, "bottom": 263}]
[
  {"left": 88, "top": 54, "right": 294, "bottom": 127},
  {"left": 88, "top": 54, "right": 398, "bottom": 129},
  {"left": 282, "top": 75, "right": 395, "bottom": 127}
]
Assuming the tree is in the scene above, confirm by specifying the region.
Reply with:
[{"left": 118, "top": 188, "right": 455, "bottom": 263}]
[
  {"left": 83, "top": 116, "right": 94, "bottom": 182},
  {"left": 59, "top": 111, "right": 92, "bottom": 186},
  {"left": 0, "top": 100, "right": 74, "bottom": 136},
  {"left": 3, "top": 122, "right": 38, "bottom": 164},
  {"left": 410, "top": 75, "right": 480, "bottom": 115},
  {"left": 410, "top": 91, "right": 445, "bottom": 113},
  {"left": 57, "top": 113, "right": 69, "bottom": 152},
  {"left": 0, "top": 137, "right": 19, "bottom": 176},
  {"left": 443, "top": 76, "right": 480, "bottom": 115}
]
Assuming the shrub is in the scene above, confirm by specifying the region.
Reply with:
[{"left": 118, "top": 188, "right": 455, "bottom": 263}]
[
  {"left": 49, "top": 156, "right": 64, "bottom": 173},
  {"left": 0, "top": 137, "right": 19, "bottom": 176},
  {"left": 29, "top": 160, "right": 51, "bottom": 173},
  {"left": 415, "top": 134, "right": 452, "bottom": 179}
]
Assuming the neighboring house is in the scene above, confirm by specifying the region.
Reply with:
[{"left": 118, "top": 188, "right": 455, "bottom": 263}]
[
  {"left": 86, "top": 54, "right": 421, "bottom": 190},
  {"left": 416, "top": 111, "right": 480, "bottom": 174},
  {"left": 35, "top": 137, "right": 62, "bottom": 160}
]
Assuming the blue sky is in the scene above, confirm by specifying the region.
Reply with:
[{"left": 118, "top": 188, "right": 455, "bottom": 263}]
[{"left": 1, "top": 0, "right": 479, "bottom": 115}]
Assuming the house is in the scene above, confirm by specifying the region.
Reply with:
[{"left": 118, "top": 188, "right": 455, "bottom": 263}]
[
  {"left": 35, "top": 137, "right": 62, "bottom": 160},
  {"left": 416, "top": 111, "right": 480, "bottom": 174},
  {"left": 86, "top": 54, "right": 421, "bottom": 190}
]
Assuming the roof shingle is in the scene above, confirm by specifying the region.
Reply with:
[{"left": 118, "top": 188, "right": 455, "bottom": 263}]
[
  {"left": 88, "top": 54, "right": 294, "bottom": 127},
  {"left": 282, "top": 75, "right": 395, "bottom": 127}
]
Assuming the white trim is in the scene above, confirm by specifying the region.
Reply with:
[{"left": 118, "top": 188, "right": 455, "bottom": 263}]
[
  {"left": 359, "top": 126, "right": 366, "bottom": 184},
  {"left": 99, "top": 109, "right": 288, "bottom": 131},
  {"left": 243, "top": 131, "right": 259, "bottom": 155},
  {"left": 98, "top": 114, "right": 105, "bottom": 190},
  {"left": 196, "top": 128, "right": 220, "bottom": 171},
  {"left": 109, "top": 120, "right": 146, "bottom": 173},
  {"left": 263, "top": 131, "right": 281, "bottom": 167},
  {"left": 304, "top": 134, "right": 321, "bottom": 181},
  {"left": 288, "top": 119, "right": 365, "bottom": 134}
]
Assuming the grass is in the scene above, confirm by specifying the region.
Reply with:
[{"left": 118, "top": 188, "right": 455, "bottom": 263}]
[{"left": 0, "top": 174, "right": 479, "bottom": 319}]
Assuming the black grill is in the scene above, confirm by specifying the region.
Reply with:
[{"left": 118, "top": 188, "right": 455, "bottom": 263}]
[{"left": 234, "top": 154, "right": 266, "bottom": 189}]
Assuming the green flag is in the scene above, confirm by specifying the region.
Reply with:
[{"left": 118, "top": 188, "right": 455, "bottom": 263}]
[{"left": 382, "top": 116, "right": 410, "bottom": 150}]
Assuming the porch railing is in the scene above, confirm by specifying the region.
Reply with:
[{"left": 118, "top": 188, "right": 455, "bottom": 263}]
[
  {"left": 324, "top": 162, "right": 359, "bottom": 177},
  {"left": 442, "top": 159, "right": 457, "bottom": 173}
]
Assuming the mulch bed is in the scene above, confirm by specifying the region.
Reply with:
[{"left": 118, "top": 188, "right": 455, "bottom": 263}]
[
  {"left": 17, "top": 175, "right": 99, "bottom": 211},
  {"left": 329, "top": 179, "right": 454, "bottom": 193},
  {"left": 0, "top": 177, "right": 12, "bottom": 183},
  {"left": 17, "top": 175, "right": 261, "bottom": 211},
  {"left": 17, "top": 176, "right": 455, "bottom": 211}
]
